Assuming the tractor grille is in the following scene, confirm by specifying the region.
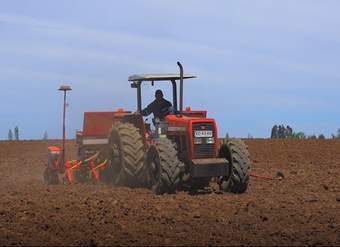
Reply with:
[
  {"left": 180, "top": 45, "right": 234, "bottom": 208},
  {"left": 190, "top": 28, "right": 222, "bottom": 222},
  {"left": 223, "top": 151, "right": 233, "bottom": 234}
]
[{"left": 192, "top": 123, "right": 215, "bottom": 159}]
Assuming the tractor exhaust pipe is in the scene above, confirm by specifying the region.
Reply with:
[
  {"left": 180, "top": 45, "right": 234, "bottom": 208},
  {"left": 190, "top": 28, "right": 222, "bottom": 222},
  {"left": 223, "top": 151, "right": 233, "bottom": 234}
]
[{"left": 177, "top": 61, "right": 184, "bottom": 114}]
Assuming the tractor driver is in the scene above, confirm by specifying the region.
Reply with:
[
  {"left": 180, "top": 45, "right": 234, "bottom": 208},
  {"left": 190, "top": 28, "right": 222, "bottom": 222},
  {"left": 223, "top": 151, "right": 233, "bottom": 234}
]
[{"left": 140, "top": 89, "right": 173, "bottom": 120}]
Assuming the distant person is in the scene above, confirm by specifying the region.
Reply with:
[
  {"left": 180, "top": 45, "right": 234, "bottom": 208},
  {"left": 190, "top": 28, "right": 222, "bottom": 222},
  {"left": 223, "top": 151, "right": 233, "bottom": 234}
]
[{"left": 140, "top": 89, "right": 172, "bottom": 120}]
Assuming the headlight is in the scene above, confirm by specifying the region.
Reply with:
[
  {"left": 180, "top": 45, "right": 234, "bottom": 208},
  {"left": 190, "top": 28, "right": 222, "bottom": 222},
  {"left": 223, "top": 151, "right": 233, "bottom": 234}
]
[
  {"left": 206, "top": 137, "right": 215, "bottom": 144},
  {"left": 194, "top": 138, "right": 203, "bottom": 144}
]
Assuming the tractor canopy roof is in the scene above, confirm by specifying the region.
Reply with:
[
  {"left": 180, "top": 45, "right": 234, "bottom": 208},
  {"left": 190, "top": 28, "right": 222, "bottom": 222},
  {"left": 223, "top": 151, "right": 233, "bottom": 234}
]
[{"left": 128, "top": 74, "right": 196, "bottom": 82}]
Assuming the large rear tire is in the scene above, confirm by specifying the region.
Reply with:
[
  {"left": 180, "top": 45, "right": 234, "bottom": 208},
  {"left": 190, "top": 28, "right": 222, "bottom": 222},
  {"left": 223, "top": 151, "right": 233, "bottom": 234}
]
[
  {"left": 219, "top": 139, "right": 250, "bottom": 193},
  {"left": 108, "top": 122, "right": 146, "bottom": 186},
  {"left": 146, "top": 138, "right": 183, "bottom": 194}
]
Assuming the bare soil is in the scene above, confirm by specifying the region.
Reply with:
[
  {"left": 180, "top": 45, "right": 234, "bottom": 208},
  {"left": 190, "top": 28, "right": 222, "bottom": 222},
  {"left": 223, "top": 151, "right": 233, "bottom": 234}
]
[{"left": 0, "top": 139, "right": 339, "bottom": 246}]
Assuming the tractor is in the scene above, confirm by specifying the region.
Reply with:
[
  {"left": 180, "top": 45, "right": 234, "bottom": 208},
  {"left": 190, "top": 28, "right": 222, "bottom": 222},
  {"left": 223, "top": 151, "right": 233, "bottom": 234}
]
[{"left": 45, "top": 62, "right": 251, "bottom": 194}]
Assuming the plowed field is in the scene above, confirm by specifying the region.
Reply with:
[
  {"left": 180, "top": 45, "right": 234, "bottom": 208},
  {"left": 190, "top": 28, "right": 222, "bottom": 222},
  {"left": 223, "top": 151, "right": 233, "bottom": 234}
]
[{"left": 0, "top": 140, "right": 339, "bottom": 246}]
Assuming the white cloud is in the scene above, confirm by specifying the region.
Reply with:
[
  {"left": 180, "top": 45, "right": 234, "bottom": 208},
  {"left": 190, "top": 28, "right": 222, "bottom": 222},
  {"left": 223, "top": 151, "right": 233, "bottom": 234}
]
[
  {"left": 1, "top": 10, "right": 339, "bottom": 89},
  {"left": 0, "top": 13, "right": 224, "bottom": 58}
]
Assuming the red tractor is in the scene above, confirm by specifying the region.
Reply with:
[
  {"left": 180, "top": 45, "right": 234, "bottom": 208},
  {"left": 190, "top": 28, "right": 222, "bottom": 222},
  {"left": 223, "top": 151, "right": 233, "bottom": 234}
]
[{"left": 46, "top": 62, "right": 251, "bottom": 194}]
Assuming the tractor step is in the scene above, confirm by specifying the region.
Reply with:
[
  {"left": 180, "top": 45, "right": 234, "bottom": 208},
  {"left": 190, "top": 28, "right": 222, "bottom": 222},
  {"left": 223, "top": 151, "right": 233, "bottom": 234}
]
[{"left": 190, "top": 158, "right": 229, "bottom": 178}]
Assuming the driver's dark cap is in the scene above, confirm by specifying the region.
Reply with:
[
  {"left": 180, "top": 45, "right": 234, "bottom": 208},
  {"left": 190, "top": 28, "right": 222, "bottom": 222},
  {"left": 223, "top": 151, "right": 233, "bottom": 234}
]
[{"left": 155, "top": 89, "right": 163, "bottom": 98}]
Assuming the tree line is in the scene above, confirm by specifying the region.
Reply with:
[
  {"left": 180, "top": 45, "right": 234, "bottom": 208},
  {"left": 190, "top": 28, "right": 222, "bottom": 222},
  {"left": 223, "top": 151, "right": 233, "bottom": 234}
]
[
  {"left": 7, "top": 127, "right": 49, "bottom": 140},
  {"left": 7, "top": 126, "right": 20, "bottom": 141},
  {"left": 271, "top": 124, "right": 340, "bottom": 139}
]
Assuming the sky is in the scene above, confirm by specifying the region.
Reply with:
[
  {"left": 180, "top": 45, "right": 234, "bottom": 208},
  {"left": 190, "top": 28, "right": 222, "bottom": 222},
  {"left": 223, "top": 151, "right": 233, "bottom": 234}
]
[{"left": 0, "top": 0, "right": 340, "bottom": 139}]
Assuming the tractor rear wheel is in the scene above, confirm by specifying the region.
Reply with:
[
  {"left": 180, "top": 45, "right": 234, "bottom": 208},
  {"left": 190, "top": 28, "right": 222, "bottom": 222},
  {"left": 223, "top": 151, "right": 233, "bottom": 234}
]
[
  {"left": 108, "top": 122, "right": 146, "bottom": 186},
  {"left": 146, "top": 138, "right": 183, "bottom": 194},
  {"left": 219, "top": 139, "right": 250, "bottom": 193},
  {"left": 43, "top": 167, "right": 59, "bottom": 185}
]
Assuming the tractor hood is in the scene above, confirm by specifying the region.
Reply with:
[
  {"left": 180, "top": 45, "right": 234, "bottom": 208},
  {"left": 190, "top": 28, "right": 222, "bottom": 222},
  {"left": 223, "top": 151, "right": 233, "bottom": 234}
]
[
  {"left": 165, "top": 114, "right": 218, "bottom": 137},
  {"left": 165, "top": 114, "right": 219, "bottom": 160}
]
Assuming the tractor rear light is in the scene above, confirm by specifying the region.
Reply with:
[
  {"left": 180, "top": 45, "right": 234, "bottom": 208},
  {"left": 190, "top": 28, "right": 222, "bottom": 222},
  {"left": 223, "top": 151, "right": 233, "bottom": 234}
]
[
  {"left": 194, "top": 138, "right": 203, "bottom": 144},
  {"left": 206, "top": 137, "right": 215, "bottom": 144}
]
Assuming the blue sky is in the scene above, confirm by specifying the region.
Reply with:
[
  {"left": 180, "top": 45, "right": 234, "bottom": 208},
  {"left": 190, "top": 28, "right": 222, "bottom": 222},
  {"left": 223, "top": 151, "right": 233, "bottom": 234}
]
[{"left": 1, "top": 0, "right": 339, "bottom": 139}]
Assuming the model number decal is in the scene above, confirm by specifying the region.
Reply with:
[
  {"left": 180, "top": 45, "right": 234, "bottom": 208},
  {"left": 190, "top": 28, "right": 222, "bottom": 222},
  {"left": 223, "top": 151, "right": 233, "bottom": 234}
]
[{"left": 168, "top": 126, "right": 186, "bottom": 132}]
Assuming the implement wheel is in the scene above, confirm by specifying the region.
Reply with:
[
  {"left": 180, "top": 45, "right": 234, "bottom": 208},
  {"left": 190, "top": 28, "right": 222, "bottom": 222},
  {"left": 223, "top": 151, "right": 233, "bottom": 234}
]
[
  {"left": 219, "top": 139, "right": 251, "bottom": 193},
  {"left": 146, "top": 138, "right": 183, "bottom": 194},
  {"left": 108, "top": 122, "right": 146, "bottom": 186}
]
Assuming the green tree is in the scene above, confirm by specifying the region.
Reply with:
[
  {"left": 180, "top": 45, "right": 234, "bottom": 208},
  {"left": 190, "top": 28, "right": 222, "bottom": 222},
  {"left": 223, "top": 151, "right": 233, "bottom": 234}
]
[
  {"left": 308, "top": 135, "right": 317, "bottom": 140},
  {"left": 318, "top": 134, "right": 325, "bottom": 139},
  {"left": 225, "top": 132, "right": 229, "bottom": 139},
  {"left": 43, "top": 131, "right": 48, "bottom": 140},
  {"left": 271, "top": 125, "right": 278, "bottom": 139},
  {"left": 291, "top": 132, "right": 306, "bottom": 139},
  {"left": 14, "top": 126, "right": 19, "bottom": 140},
  {"left": 8, "top": 129, "right": 13, "bottom": 141}
]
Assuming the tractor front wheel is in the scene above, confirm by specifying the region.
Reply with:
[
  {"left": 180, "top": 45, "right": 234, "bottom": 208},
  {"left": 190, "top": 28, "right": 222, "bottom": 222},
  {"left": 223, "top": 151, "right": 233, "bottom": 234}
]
[
  {"left": 146, "top": 138, "right": 183, "bottom": 194},
  {"left": 219, "top": 139, "right": 251, "bottom": 193}
]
